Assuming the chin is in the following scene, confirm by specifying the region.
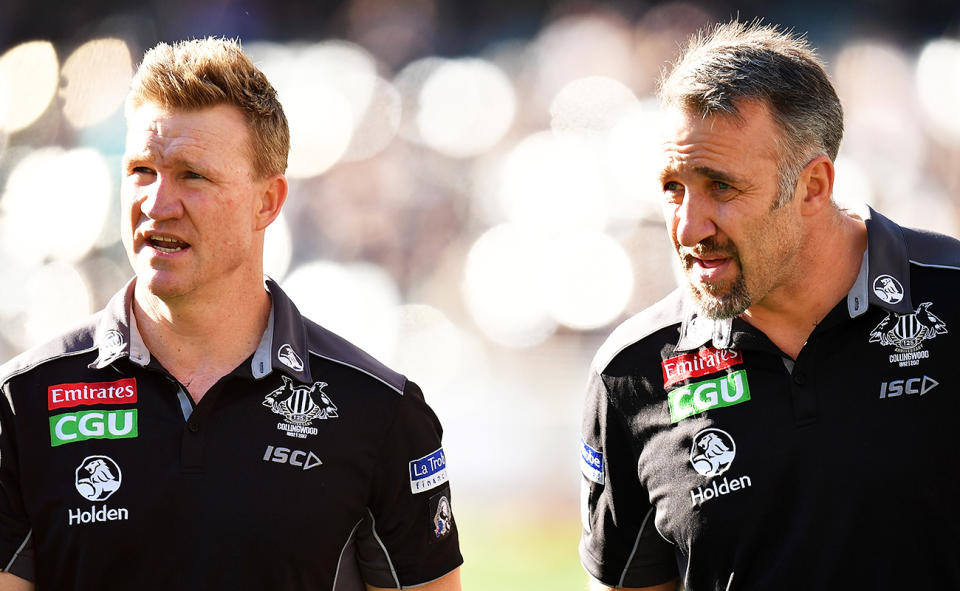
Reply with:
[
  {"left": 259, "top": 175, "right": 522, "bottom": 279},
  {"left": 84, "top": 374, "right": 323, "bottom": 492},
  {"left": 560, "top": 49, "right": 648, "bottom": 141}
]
[{"left": 137, "top": 270, "right": 192, "bottom": 301}]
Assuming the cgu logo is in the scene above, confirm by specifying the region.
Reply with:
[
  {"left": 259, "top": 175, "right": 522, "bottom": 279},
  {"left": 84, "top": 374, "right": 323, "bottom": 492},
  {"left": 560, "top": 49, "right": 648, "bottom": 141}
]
[
  {"left": 667, "top": 370, "right": 751, "bottom": 423},
  {"left": 49, "top": 410, "right": 138, "bottom": 447},
  {"left": 879, "top": 376, "right": 938, "bottom": 399},
  {"left": 262, "top": 445, "right": 322, "bottom": 470}
]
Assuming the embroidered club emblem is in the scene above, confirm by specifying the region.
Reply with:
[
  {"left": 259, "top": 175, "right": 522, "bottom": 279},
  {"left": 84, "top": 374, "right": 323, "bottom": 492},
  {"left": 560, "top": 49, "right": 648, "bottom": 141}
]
[
  {"left": 869, "top": 302, "right": 947, "bottom": 353},
  {"left": 263, "top": 376, "right": 337, "bottom": 438}
]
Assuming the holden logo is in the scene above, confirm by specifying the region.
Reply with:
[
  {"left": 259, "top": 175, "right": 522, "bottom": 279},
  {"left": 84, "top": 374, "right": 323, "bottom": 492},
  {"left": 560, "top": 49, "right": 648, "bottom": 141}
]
[
  {"left": 872, "top": 274, "right": 904, "bottom": 304},
  {"left": 75, "top": 455, "right": 122, "bottom": 501},
  {"left": 689, "top": 428, "right": 736, "bottom": 477},
  {"left": 277, "top": 344, "right": 304, "bottom": 372},
  {"left": 101, "top": 329, "right": 125, "bottom": 358}
]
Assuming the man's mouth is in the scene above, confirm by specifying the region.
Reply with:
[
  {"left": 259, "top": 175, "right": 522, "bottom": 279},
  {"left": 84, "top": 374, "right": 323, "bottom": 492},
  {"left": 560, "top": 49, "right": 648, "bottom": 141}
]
[{"left": 147, "top": 235, "right": 190, "bottom": 253}]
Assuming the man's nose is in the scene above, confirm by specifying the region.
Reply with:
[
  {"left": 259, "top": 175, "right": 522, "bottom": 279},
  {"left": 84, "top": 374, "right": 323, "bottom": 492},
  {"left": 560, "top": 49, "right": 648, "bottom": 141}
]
[
  {"left": 139, "top": 176, "right": 184, "bottom": 220},
  {"left": 674, "top": 191, "right": 716, "bottom": 248}
]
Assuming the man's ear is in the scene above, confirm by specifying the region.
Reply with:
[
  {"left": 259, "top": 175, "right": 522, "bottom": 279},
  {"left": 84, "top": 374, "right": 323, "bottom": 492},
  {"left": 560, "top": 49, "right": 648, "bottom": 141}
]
[
  {"left": 797, "top": 156, "right": 835, "bottom": 216},
  {"left": 253, "top": 174, "right": 288, "bottom": 231}
]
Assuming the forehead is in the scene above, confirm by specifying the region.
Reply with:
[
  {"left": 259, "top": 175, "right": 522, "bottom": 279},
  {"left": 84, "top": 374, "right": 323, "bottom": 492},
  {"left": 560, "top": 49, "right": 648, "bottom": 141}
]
[
  {"left": 660, "top": 101, "right": 780, "bottom": 174},
  {"left": 124, "top": 102, "right": 253, "bottom": 167}
]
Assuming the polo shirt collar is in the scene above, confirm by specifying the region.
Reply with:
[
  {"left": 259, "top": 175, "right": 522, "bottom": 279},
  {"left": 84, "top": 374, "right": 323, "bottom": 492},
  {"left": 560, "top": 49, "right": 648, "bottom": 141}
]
[
  {"left": 250, "top": 278, "right": 313, "bottom": 383},
  {"left": 89, "top": 277, "right": 313, "bottom": 384},
  {"left": 675, "top": 205, "right": 914, "bottom": 352}
]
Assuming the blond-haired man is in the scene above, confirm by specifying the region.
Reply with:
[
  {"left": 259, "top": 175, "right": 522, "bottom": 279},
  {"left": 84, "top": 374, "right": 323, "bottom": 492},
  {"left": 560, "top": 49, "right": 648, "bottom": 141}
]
[{"left": 0, "top": 38, "right": 461, "bottom": 591}]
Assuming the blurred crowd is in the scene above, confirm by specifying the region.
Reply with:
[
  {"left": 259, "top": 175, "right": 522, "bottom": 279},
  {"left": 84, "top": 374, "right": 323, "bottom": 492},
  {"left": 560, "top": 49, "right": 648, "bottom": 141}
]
[{"left": 1, "top": 0, "right": 959, "bottom": 513}]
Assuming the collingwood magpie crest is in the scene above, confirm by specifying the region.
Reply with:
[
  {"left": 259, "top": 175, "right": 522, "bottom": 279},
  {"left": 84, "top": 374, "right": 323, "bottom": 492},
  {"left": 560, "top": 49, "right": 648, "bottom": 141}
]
[
  {"left": 869, "top": 302, "right": 948, "bottom": 353},
  {"left": 263, "top": 375, "right": 339, "bottom": 426}
]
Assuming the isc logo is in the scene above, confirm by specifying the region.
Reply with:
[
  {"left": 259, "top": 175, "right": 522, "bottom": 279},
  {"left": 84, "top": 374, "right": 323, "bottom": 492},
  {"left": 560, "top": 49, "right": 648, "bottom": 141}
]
[
  {"left": 879, "top": 376, "right": 938, "bottom": 399},
  {"left": 262, "top": 445, "right": 322, "bottom": 470}
]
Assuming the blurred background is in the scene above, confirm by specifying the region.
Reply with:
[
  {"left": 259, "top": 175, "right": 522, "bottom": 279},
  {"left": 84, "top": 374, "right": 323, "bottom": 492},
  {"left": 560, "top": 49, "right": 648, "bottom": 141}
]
[{"left": 1, "top": 0, "right": 959, "bottom": 587}]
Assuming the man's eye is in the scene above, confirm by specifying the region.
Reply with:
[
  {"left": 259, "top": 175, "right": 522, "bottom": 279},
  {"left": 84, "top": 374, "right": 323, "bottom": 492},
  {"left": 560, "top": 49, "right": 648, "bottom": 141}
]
[
  {"left": 663, "top": 181, "right": 683, "bottom": 192},
  {"left": 131, "top": 166, "right": 154, "bottom": 175},
  {"left": 185, "top": 171, "right": 205, "bottom": 180},
  {"left": 713, "top": 181, "right": 733, "bottom": 191}
]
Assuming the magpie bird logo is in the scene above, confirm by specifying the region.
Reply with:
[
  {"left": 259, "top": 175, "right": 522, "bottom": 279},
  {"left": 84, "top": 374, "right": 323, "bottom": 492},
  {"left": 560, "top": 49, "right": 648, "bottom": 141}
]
[
  {"left": 433, "top": 495, "right": 453, "bottom": 538},
  {"left": 869, "top": 302, "right": 947, "bottom": 352},
  {"left": 263, "top": 375, "right": 338, "bottom": 425}
]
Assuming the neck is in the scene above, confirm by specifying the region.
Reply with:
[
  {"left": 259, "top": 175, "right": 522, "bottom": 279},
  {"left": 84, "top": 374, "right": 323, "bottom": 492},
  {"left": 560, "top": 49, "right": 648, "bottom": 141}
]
[
  {"left": 132, "top": 276, "right": 271, "bottom": 403},
  {"left": 741, "top": 207, "right": 867, "bottom": 359}
]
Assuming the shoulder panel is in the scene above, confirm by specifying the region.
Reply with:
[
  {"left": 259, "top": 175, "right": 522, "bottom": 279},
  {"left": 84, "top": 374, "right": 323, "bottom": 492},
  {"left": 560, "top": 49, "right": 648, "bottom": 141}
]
[
  {"left": 0, "top": 314, "right": 99, "bottom": 387},
  {"left": 304, "top": 319, "right": 407, "bottom": 396},
  {"left": 591, "top": 289, "right": 686, "bottom": 374},
  {"left": 903, "top": 226, "right": 960, "bottom": 271}
]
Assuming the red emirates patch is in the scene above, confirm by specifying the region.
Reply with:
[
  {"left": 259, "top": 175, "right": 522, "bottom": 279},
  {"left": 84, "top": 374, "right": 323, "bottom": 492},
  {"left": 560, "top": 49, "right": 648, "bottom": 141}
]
[
  {"left": 662, "top": 348, "right": 743, "bottom": 388},
  {"left": 48, "top": 378, "right": 137, "bottom": 410}
]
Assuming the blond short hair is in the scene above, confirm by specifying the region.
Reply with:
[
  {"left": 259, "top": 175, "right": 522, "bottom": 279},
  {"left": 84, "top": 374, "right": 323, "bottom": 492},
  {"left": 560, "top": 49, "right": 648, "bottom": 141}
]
[{"left": 126, "top": 37, "right": 289, "bottom": 178}]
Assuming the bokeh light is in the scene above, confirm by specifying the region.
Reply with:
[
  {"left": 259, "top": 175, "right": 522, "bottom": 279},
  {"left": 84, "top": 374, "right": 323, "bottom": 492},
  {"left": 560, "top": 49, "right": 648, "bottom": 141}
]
[
  {"left": 0, "top": 41, "right": 59, "bottom": 132},
  {"left": 388, "top": 304, "right": 464, "bottom": 395},
  {"left": 61, "top": 38, "right": 133, "bottom": 129},
  {"left": 463, "top": 224, "right": 557, "bottom": 348},
  {"left": 497, "top": 131, "right": 609, "bottom": 233},
  {"left": 341, "top": 76, "right": 402, "bottom": 162},
  {"left": 282, "top": 261, "right": 400, "bottom": 360},
  {"left": 916, "top": 38, "right": 960, "bottom": 146},
  {"left": 550, "top": 75, "right": 637, "bottom": 137},
  {"left": 416, "top": 58, "right": 516, "bottom": 158},
  {"left": 264, "top": 211, "right": 293, "bottom": 281},
  {"left": 250, "top": 41, "right": 383, "bottom": 178},
  {"left": 0, "top": 147, "right": 112, "bottom": 265},
  {"left": 21, "top": 262, "right": 94, "bottom": 348},
  {"left": 539, "top": 231, "right": 633, "bottom": 330}
]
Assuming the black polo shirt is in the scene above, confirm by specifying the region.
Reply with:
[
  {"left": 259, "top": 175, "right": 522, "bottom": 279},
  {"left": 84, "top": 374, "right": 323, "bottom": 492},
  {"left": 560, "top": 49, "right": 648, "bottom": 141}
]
[
  {"left": 0, "top": 278, "right": 462, "bottom": 590},
  {"left": 580, "top": 208, "right": 960, "bottom": 590}
]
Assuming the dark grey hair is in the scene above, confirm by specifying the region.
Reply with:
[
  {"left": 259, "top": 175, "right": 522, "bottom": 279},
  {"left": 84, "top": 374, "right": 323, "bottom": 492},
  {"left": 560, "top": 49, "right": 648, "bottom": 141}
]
[{"left": 658, "top": 21, "right": 843, "bottom": 206}]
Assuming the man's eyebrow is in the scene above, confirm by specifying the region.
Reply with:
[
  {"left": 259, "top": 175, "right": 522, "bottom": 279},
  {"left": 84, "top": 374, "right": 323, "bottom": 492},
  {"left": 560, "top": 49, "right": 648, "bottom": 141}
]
[
  {"left": 658, "top": 165, "right": 744, "bottom": 186},
  {"left": 693, "top": 166, "right": 743, "bottom": 185}
]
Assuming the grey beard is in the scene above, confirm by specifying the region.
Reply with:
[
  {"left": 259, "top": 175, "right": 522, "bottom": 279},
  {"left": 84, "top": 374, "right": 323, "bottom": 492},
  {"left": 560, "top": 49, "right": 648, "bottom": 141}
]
[{"left": 688, "top": 274, "right": 751, "bottom": 320}]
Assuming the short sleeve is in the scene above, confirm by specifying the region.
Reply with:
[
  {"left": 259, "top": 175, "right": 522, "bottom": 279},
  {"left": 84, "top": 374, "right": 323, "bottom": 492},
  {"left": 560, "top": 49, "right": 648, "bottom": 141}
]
[
  {"left": 579, "top": 368, "right": 678, "bottom": 588},
  {"left": 0, "top": 380, "right": 34, "bottom": 580},
  {"left": 357, "top": 380, "right": 462, "bottom": 587}
]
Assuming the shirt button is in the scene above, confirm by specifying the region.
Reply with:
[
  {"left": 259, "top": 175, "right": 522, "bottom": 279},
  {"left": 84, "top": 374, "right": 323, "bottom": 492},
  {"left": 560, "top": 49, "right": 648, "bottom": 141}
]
[
  {"left": 187, "top": 419, "right": 200, "bottom": 433},
  {"left": 793, "top": 371, "right": 806, "bottom": 385}
]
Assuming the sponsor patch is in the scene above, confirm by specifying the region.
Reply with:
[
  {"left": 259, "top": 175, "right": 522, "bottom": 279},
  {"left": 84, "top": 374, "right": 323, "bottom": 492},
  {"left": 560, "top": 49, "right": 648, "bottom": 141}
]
[
  {"left": 689, "top": 428, "right": 736, "bottom": 477},
  {"left": 873, "top": 274, "right": 904, "bottom": 304},
  {"left": 262, "top": 445, "right": 322, "bottom": 470},
  {"left": 277, "top": 344, "right": 304, "bottom": 372},
  {"left": 101, "top": 329, "right": 125, "bottom": 358},
  {"left": 869, "top": 302, "right": 947, "bottom": 366},
  {"left": 75, "top": 455, "right": 122, "bottom": 501},
  {"left": 879, "top": 376, "right": 938, "bottom": 399},
  {"left": 48, "top": 378, "right": 137, "bottom": 410},
  {"left": 49, "top": 409, "right": 138, "bottom": 447},
  {"left": 579, "top": 438, "right": 604, "bottom": 485},
  {"left": 688, "top": 428, "right": 753, "bottom": 506},
  {"left": 430, "top": 491, "right": 454, "bottom": 540},
  {"left": 662, "top": 347, "right": 743, "bottom": 388},
  {"left": 409, "top": 448, "right": 448, "bottom": 494},
  {"left": 263, "top": 376, "right": 337, "bottom": 439},
  {"left": 69, "top": 455, "right": 129, "bottom": 526},
  {"left": 667, "top": 370, "right": 751, "bottom": 423}
]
